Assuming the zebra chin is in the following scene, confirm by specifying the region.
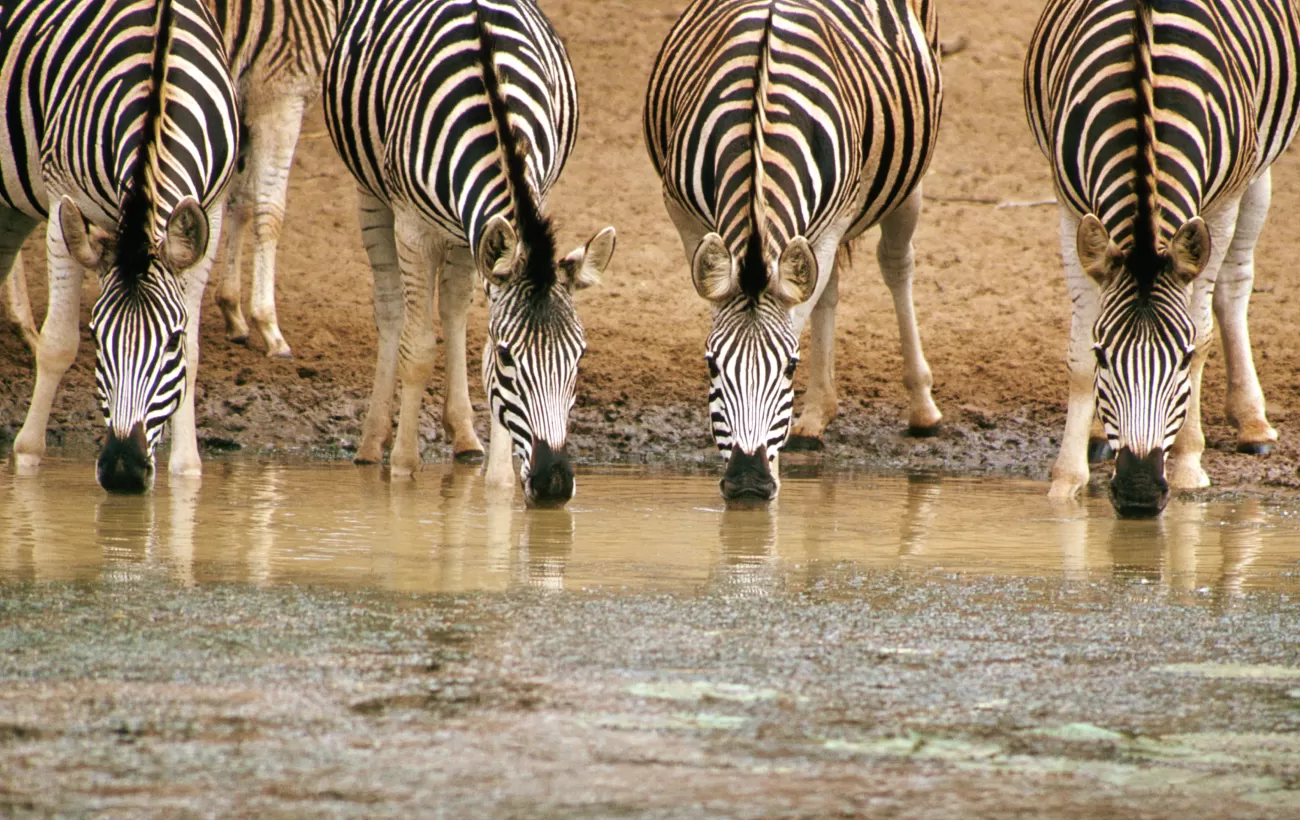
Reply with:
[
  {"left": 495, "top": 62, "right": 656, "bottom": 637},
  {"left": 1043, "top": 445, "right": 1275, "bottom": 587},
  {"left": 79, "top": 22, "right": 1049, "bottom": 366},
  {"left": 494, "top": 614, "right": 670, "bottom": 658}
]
[
  {"left": 720, "top": 446, "right": 778, "bottom": 503},
  {"left": 97, "top": 422, "right": 155, "bottom": 495},
  {"left": 523, "top": 439, "right": 575, "bottom": 508},
  {"left": 1109, "top": 446, "right": 1170, "bottom": 518}
]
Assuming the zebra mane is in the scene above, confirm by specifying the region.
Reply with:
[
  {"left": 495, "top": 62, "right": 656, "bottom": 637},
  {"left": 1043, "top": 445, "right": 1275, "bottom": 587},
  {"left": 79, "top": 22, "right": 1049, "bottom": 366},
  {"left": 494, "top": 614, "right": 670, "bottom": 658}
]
[
  {"left": 739, "top": 4, "right": 776, "bottom": 301},
  {"left": 117, "top": 0, "right": 175, "bottom": 283},
  {"left": 475, "top": 1, "right": 557, "bottom": 292},
  {"left": 1126, "top": 0, "right": 1163, "bottom": 298}
]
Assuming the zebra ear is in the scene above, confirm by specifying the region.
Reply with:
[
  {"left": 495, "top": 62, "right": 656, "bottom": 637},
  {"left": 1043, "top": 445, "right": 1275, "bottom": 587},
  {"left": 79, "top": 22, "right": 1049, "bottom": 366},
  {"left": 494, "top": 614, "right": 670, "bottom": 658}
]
[
  {"left": 691, "top": 233, "right": 734, "bottom": 301},
  {"left": 1168, "top": 217, "right": 1211, "bottom": 283},
  {"left": 775, "top": 237, "right": 817, "bottom": 306},
  {"left": 477, "top": 215, "right": 519, "bottom": 286},
  {"left": 58, "top": 197, "right": 113, "bottom": 270},
  {"left": 161, "top": 197, "right": 210, "bottom": 272},
  {"left": 560, "top": 226, "right": 616, "bottom": 291},
  {"left": 1076, "top": 214, "right": 1123, "bottom": 286}
]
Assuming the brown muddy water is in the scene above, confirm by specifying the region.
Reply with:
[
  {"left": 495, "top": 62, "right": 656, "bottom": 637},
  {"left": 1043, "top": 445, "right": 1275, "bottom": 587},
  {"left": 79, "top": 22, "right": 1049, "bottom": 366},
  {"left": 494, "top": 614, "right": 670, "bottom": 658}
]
[
  {"left": 1, "top": 461, "right": 1299, "bottom": 818},
  {"left": 3, "top": 460, "right": 1299, "bottom": 594}
]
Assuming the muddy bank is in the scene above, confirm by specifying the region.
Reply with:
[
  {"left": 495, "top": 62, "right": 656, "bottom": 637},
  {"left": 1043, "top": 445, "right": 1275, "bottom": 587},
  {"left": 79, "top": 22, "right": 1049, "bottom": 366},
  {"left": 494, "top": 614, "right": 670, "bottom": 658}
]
[{"left": 1, "top": 572, "right": 1297, "bottom": 817}]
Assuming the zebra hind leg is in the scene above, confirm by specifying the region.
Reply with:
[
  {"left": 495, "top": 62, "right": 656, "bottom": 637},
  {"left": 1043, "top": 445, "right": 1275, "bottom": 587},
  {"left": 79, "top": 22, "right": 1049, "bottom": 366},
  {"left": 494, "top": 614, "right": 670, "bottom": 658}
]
[
  {"left": 214, "top": 171, "right": 252, "bottom": 345},
  {"left": 0, "top": 209, "right": 40, "bottom": 352},
  {"left": 1213, "top": 172, "right": 1277, "bottom": 455},
  {"left": 787, "top": 258, "right": 839, "bottom": 450},
  {"left": 244, "top": 94, "right": 308, "bottom": 359},
  {"left": 387, "top": 209, "right": 440, "bottom": 478},
  {"left": 438, "top": 246, "right": 485, "bottom": 461},
  {"left": 876, "top": 188, "right": 941, "bottom": 436},
  {"left": 355, "top": 190, "right": 402, "bottom": 465}
]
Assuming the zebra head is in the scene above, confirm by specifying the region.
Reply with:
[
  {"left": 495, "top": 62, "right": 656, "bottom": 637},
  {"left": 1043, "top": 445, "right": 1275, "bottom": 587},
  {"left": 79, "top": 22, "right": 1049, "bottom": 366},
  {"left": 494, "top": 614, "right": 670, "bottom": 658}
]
[
  {"left": 1077, "top": 214, "right": 1211, "bottom": 517},
  {"left": 693, "top": 232, "right": 817, "bottom": 502},
  {"left": 59, "top": 196, "right": 209, "bottom": 495},
  {"left": 477, "top": 215, "right": 616, "bottom": 507}
]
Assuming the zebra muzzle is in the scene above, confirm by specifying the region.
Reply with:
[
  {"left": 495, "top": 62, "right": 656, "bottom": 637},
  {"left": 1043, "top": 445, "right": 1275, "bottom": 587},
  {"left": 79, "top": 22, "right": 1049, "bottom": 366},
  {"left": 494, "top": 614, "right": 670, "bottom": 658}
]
[
  {"left": 97, "top": 422, "right": 153, "bottom": 495},
  {"left": 721, "top": 446, "right": 777, "bottom": 502},
  {"left": 1109, "top": 446, "right": 1170, "bottom": 518},
  {"left": 526, "top": 440, "right": 575, "bottom": 507}
]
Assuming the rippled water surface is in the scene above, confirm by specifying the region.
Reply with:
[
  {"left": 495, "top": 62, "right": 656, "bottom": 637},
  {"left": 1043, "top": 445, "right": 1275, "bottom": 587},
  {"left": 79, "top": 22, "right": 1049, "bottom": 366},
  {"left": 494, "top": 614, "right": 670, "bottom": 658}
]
[{"left": 2, "top": 460, "right": 1298, "bottom": 595}]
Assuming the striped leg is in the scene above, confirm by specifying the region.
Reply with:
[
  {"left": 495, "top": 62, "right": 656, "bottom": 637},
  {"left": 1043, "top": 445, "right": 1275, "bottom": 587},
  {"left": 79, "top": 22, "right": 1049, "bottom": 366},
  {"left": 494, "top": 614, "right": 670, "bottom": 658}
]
[
  {"left": 0, "top": 210, "right": 39, "bottom": 350},
  {"left": 877, "top": 188, "right": 941, "bottom": 436},
  {"left": 1051, "top": 206, "right": 1100, "bottom": 500},
  {"left": 788, "top": 259, "right": 839, "bottom": 447},
  {"left": 355, "top": 189, "right": 401, "bottom": 465},
  {"left": 438, "top": 247, "right": 485, "bottom": 460},
  {"left": 168, "top": 205, "right": 225, "bottom": 478},
  {"left": 1214, "top": 172, "right": 1276, "bottom": 454},
  {"left": 12, "top": 205, "right": 87, "bottom": 470},
  {"left": 1168, "top": 203, "right": 1237, "bottom": 491},
  {"left": 215, "top": 169, "right": 252, "bottom": 343},
  {"left": 389, "top": 207, "right": 439, "bottom": 478},
  {"left": 244, "top": 94, "right": 306, "bottom": 359}
]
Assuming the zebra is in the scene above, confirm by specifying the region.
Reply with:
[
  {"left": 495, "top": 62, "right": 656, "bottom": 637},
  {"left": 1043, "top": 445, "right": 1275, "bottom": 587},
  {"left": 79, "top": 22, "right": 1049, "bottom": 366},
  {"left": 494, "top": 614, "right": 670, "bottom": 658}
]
[
  {"left": 208, "top": 0, "right": 342, "bottom": 359},
  {"left": 645, "top": 0, "right": 944, "bottom": 501},
  {"left": 0, "top": 0, "right": 237, "bottom": 492},
  {"left": 1025, "top": 0, "right": 1300, "bottom": 516},
  {"left": 323, "top": 0, "right": 616, "bottom": 506}
]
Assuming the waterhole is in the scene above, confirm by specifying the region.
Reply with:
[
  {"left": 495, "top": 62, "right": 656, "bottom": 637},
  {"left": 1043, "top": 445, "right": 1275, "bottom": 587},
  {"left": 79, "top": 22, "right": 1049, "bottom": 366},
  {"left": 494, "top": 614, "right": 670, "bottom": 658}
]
[{"left": 1, "top": 460, "right": 1297, "bottom": 594}]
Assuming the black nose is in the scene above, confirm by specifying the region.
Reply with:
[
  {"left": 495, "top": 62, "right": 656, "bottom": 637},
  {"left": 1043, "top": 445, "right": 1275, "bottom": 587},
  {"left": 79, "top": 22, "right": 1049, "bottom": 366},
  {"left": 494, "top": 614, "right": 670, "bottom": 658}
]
[
  {"left": 1109, "top": 446, "right": 1170, "bottom": 518},
  {"left": 97, "top": 422, "right": 153, "bottom": 494},
  {"left": 527, "top": 440, "right": 574, "bottom": 507},
  {"left": 720, "top": 446, "right": 777, "bottom": 501}
]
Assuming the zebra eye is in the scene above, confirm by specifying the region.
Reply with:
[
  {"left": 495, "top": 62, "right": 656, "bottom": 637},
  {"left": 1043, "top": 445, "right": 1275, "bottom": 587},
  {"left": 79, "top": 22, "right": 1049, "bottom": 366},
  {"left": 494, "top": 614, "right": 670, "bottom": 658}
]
[
  {"left": 497, "top": 343, "right": 515, "bottom": 368},
  {"left": 1180, "top": 346, "right": 1195, "bottom": 369},
  {"left": 784, "top": 357, "right": 799, "bottom": 379},
  {"left": 165, "top": 331, "right": 183, "bottom": 353},
  {"left": 1093, "top": 345, "right": 1108, "bottom": 370},
  {"left": 705, "top": 354, "right": 719, "bottom": 379}
]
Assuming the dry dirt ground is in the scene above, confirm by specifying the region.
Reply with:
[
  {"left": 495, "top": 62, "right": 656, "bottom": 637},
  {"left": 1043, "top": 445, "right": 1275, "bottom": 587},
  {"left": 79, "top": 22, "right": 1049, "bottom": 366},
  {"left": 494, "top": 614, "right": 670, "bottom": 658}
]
[{"left": 3, "top": 0, "right": 1300, "bottom": 492}]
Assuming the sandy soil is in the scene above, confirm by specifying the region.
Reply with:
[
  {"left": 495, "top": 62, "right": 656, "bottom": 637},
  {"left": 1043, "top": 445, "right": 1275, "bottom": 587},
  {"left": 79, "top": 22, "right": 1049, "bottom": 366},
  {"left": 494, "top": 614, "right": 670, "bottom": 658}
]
[{"left": 3, "top": 0, "right": 1300, "bottom": 493}]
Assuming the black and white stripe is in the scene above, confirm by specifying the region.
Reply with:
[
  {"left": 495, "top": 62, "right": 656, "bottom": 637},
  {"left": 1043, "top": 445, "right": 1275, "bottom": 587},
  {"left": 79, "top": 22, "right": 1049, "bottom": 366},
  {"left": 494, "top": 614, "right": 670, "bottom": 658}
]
[
  {"left": 324, "top": 0, "right": 613, "bottom": 503},
  {"left": 1025, "top": 0, "right": 1300, "bottom": 512},
  {"left": 209, "top": 0, "right": 343, "bottom": 358},
  {"left": 645, "top": 0, "right": 942, "bottom": 498},
  {"left": 0, "top": 0, "right": 237, "bottom": 491}
]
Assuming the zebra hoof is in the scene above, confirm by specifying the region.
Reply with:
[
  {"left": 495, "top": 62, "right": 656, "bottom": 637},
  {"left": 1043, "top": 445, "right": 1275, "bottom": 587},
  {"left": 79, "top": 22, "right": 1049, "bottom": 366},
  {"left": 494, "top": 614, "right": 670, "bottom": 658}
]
[
  {"left": 353, "top": 453, "right": 382, "bottom": 466},
  {"left": 906, "top": 423, "right": 941, "bottom": 438},
  {"left": 227, "top": 334, "right": 250, "bottom": 347},
  {"left": 785, "top": 434, "right": 825, "bottom": 452},
  {"left": 1237, "top": 441, "right": 1274, "bottom": 456},
  {"left": 454, "top": 449, "right": 485, "bottom": 464},
  {"left": 1088, "top": 437, "right": 1114, "bottom": 463},
  {"left": 267, "top": 347, "right": 292, "bottom": 360}
]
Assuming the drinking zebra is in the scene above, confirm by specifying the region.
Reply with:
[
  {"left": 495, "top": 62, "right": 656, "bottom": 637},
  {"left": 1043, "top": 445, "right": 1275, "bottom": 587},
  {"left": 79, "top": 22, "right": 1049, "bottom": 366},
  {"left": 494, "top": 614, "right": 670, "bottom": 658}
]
[
  {"left": 0, "top": 0, "right": 237, "bottom": 492},
  {"left": 209, "top": 0, "right": 342, "bottom": 359},
  {"left": 1025, "top": 0, "right": 1300, "bottom": 516},
  {"left": 323, "top": 0, "right": 615, "bottom": 506},
  {"left": 645, "top": 0, "right": 944, "bottom": 501}
]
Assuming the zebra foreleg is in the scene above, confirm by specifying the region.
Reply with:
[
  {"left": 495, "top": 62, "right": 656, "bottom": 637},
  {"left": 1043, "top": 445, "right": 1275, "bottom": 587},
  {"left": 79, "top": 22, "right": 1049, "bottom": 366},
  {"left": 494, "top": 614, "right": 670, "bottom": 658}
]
[
  {"left": 1050, "top": 207, "right": 1100, "bottom": 500},
  {"left": 388, "top": 210, "right": 439, "bottom": 478},
  {"left": 12, "top": 208, "right": 87, "bottom": 470},
  {"left": 438, "top": 247, "right": 485, "bottom": 461},
  {"left": 788, "top": 260, "right": 839, "bottom": 449},
  {"left": 876, "top": 188, "right": 941, "bottom": 436},
  {"left": 1213, "top": 172, "right": 1277, "bottom": 455},
  {"left": 356, "top": 191, "right": 401, "bottom": 464},
  {"left": 168, "top": 206, "right": 224, "bottom": 478},
  {"left": 485, "top": 411, "right": 515, "bottom": 491}
]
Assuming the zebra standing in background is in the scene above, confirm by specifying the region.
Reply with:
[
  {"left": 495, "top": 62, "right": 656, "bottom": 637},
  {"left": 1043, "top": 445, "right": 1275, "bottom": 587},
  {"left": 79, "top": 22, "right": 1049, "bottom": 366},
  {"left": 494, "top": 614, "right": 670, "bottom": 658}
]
[
  {"left": 645, "top": 0, "right": 944, "bottom": 501},
  {"left": 0, "top": 0, "right": 237, "bottom": 492},
  {"left": 208, "top": 0, "right": 341, "bottom": 359},
  {"left": 1025, "top": 0, "right": 1300, "bottom": 516},
  {"left": 324, "top": 0, "right": 616, "bottom": 506}
]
